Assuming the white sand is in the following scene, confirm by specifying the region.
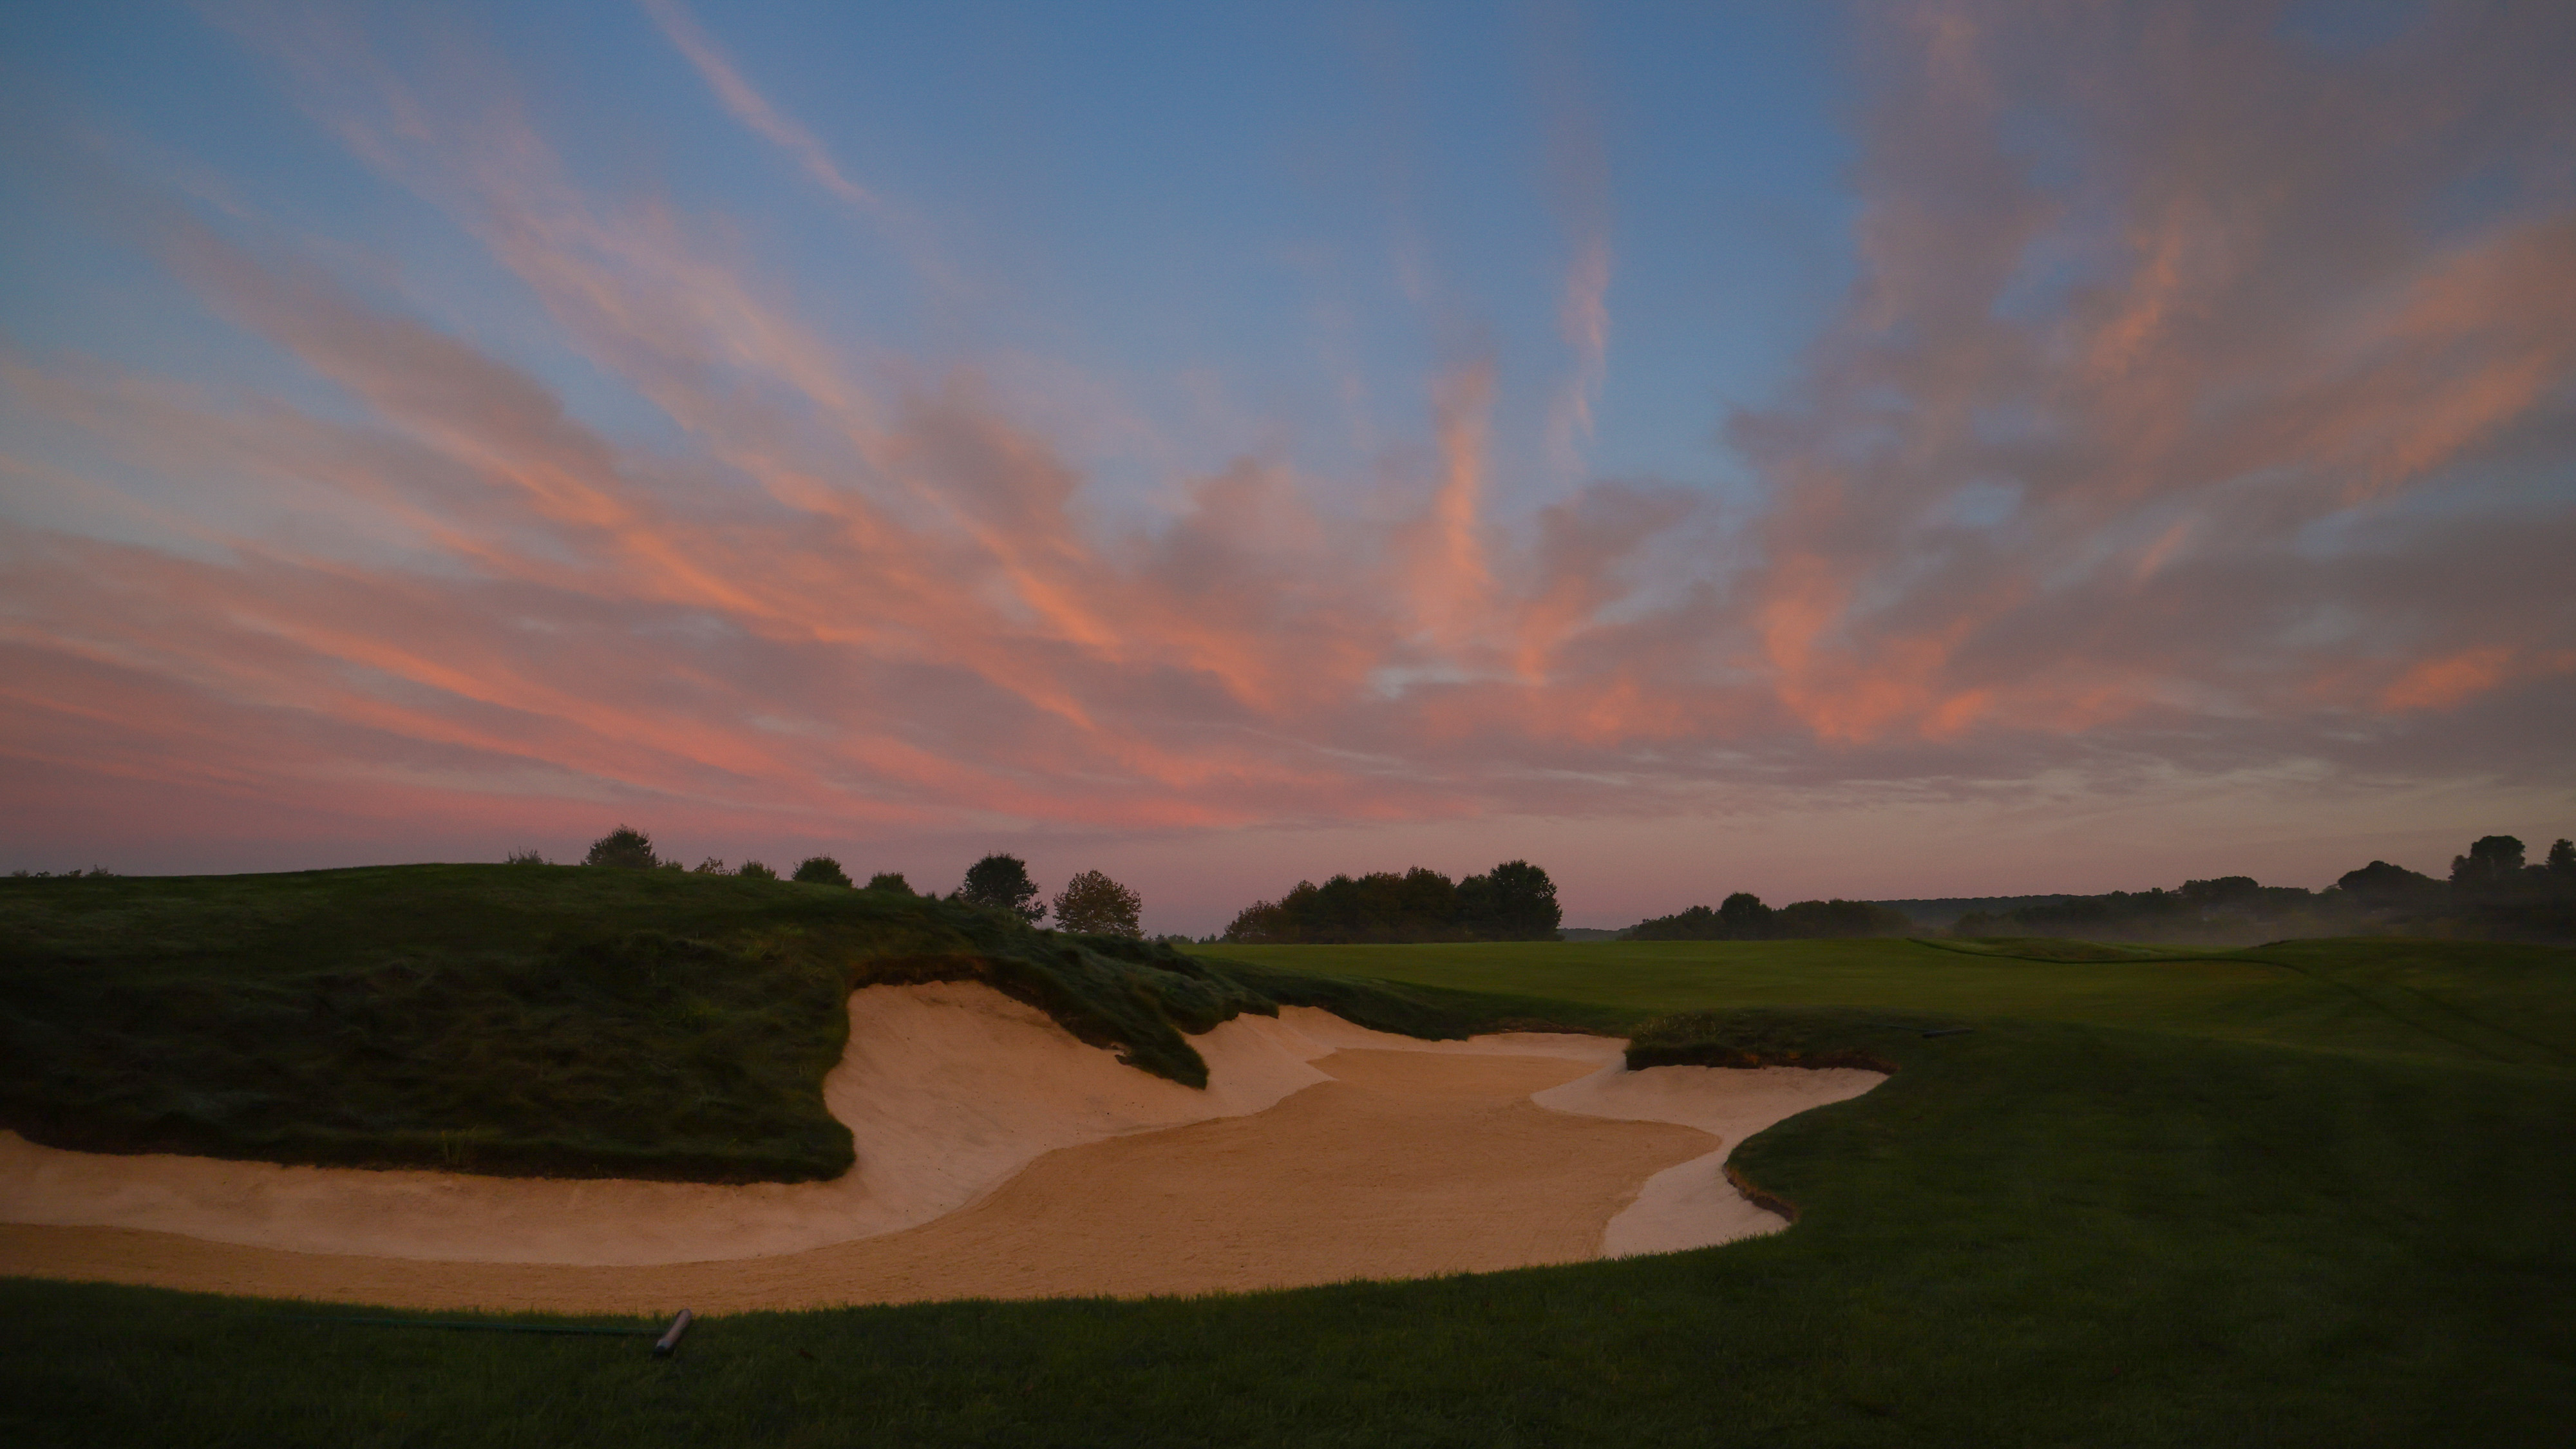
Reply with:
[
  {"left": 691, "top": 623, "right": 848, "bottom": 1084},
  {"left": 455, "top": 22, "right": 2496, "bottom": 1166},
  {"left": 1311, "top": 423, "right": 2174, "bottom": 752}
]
[
  {"left": 1537, "top": 1061, "right": 1886, "bottom": 1255},
  {"left": 0, "top": 981, "right": 1882, "bottom": 1309}
]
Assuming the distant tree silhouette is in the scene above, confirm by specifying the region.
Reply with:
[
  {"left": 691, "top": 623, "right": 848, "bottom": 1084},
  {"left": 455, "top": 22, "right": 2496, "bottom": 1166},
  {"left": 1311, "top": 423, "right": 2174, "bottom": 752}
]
[
  {"left": 584, "top": 826, "right": 659, "bottom": 869},
  {"left": 961, "top": 853, "right": 1044, "bottom": 923},
  {"left": 736, "top": 860, "right": 778, "bottom": 880},
  {"left": 2337, "top": 860, "right": 2443, "bottom": 911},
  {"left": 690, "top": 857, "right": 726, "bottom": 874},
  {"left": 1053, "top": 869, "right": 1143, "bottom": 936},
  {"left": 1718, "top": 891, "right": 1774, "bottom": 936},
  {"left": 2451, "top": 835, "right": 2527, "bottom": 898},
  {"left": 792, "top": 855, "right": 853, "bottom": 887},
  {"left": 2550, "top": 839, "right": 2576, "bottom": 886},
  {"left": 1629, "top": 891, "right": 1903, "bottom": 940},
  {"left": 1461, "top": 860, "right": 1562, "bottom": 938},
  {"left": 865, "top": 871, "right": 914, "bottom": 895},
  {"left": 504, "top": 848, "right": 546, "bottom": 867},
  {"left": 1772, "top": 898, "right": 1911, "bottom": 938},
  {"left": 1221, "top": 861, "right": 1562, "bottom": 943}
]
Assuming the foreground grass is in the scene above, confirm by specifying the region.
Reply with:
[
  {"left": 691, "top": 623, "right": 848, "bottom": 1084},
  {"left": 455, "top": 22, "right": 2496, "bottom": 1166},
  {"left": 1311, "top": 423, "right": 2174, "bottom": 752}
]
[{"left": 4, "top": 901, "right": 2571, "bottom": 1444}]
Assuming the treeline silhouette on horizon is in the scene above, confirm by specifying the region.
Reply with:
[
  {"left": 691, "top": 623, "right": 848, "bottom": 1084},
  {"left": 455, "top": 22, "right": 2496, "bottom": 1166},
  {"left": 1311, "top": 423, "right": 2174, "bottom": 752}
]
[
  {"left": 1625, "top": 894, "right": 1913, "bottom": 941},
  {"left": 1626, "top": 833, "right": 2574, "bottom": 945},
  {"left": 545, "top": 828, "right": 1149, "bottom": 938},
  {"left": 1222, "top": 862, "right": 1562, "bottom": 944},
  {"left": 1942, "top": 834, "right": 2576, "bottom": 944}
]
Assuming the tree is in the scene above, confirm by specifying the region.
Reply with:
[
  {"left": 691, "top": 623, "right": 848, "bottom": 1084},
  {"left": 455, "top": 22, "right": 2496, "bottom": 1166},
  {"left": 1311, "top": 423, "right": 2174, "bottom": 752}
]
[
  {"left": 2550, "top": 840, "right": 2576, "bottom": 887},
  {"left": 2451, "top": 835, "right": 2527, "bottom": 898},
  {"left": 1772, "top": 898, "right": 1912, "bottom": 938},
  {"left": 1717, "top": 891, "right": 1774, "bottom": 936},
  {"left": 1624, "top": 904, "right": 1719, "bottom": 941},
  {"left": 690, "top": 857, "right": 726, "bottom": 874},
  {"left": 737, "top": 860, "right": 778, "bottom": 880},
  {"left": 1475, "top": 860, "right": 1561, "bottom": 939},
  {"left": 2337, "top": 860, "right": 2443, "bottom": 911},
  {"left": 504, "top": 848, "right": 546, "bottom": 867},
  {"left": 1053, "top": 869, "right": 1143, "bottom": 936},
  {"left": 584, "top": 825, "right": 659, "bottom": 869},
  {"left": 793, "top": 855, "right": 853, "bottom": 887},
  {"left": 961, "top": 853, "right": 1043, "bottom": 923},
  {"left": 1224, "top": 897, "right": 1291, "bottom": 943},
  {"left": 866, "top": 871, "right": 914, "bottom": 895}
]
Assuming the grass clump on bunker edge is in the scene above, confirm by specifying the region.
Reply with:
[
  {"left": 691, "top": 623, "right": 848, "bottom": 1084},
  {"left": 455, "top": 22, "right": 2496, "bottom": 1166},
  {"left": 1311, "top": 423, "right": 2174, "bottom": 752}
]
[{"left": 0, "top": 864, "right": 1579, "bottom": 1184}]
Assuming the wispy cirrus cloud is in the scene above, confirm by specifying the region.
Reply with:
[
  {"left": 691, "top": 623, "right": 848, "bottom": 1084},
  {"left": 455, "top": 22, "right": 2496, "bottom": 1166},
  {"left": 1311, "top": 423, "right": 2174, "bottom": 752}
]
[
  {"left": 2, "top": 1, "right": 2570, "bottom": 914},
  {"left": 638, "top": 0, "right": 876, "bottom": 211}
]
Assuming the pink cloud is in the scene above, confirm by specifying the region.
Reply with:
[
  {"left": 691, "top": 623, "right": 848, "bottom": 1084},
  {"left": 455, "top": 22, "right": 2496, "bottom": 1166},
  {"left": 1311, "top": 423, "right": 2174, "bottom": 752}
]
[{"left": 4, "top": 0, "right": 2571, "bottom": 923}]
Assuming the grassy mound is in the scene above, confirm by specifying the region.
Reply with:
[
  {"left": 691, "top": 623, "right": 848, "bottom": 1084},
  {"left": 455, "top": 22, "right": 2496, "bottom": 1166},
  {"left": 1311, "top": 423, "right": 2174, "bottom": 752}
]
[
  {"left": 6, "top": 935, "right": 2570, "bottom": 1445},
  {"left": 0, "top": 866, "right": 1554, "bottom": 1183}
]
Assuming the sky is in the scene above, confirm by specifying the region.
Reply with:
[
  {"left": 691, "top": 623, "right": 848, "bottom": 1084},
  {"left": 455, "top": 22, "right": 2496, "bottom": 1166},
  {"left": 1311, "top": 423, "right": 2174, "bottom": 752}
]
[{"left": 2, "top": 1, "right": 2571, "bottom": 933}]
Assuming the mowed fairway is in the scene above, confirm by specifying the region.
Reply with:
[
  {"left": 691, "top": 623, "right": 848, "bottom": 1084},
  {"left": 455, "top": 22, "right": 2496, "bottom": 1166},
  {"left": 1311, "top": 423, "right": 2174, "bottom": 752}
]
[
  {"left": 1203, "top": 936, "right": 2576, "bottom": 1068},
  {"left": 6, "top": 936, "right": 2573, "bottom": 1447}
]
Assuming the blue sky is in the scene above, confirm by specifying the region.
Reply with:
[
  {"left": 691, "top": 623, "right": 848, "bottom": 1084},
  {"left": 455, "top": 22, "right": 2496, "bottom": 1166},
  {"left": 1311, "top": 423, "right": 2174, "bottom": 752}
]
[
  {"left": 3, "top": 2, "right": 1852, "bottom": 508},
  {"left": 3, "top": 2, "right": 2570, "bottom": 930}
]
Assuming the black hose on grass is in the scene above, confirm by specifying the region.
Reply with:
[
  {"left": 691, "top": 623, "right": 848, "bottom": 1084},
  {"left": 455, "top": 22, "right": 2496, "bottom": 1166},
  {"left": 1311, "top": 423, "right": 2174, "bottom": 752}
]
[{"left": 276, "top": 1309, "right": 694, "bottom": 1356}]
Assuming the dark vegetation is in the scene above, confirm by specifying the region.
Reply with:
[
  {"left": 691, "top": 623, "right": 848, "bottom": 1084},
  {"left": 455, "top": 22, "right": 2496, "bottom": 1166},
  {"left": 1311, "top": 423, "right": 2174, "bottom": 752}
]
[
  {"left": 8, "top": 933, "right": 2570, "bottom": 1444},
  {"left": 1946, "top": 832, "right": 2576, "bottom": 943},
  {"left": 958, "top": 853, "right": 1045, "bottom": 923},
  {"left": 1051, "top": 869, "right": 1144, "bottom": 938},
  {"left": 581, "top": 826, "right": 660, "bottom": 870},
  {"left": 1223, "top": 860, "right": 1562, "bottom": 943},
  {"left": 0, "top": 866, "right": 1566, "bottom": 1184},
  {"left": 1869, "top": 893, "right": 2072, "bottom": 928},
  {"left": 790, "top": 857, "right": 853, "bottom": 887},
  {"left": 1625, "top": 891, "right": 1910, "bottom": 940}
]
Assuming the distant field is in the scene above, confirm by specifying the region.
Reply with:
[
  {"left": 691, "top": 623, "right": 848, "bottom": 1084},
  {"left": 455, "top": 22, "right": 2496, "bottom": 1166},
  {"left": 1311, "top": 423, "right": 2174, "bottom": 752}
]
[
  {"left": 5, "top": 887, "right": 2571, "bottom": 1446},
  {"left": 1197, "top": 936, "right": 2576, "bottom": 1069}
]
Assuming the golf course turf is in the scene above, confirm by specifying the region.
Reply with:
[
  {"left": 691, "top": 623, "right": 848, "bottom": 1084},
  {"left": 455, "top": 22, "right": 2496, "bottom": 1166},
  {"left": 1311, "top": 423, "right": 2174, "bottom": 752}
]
[{"left": 3, "top": 869, "right": 2571, "bottom": 1445}]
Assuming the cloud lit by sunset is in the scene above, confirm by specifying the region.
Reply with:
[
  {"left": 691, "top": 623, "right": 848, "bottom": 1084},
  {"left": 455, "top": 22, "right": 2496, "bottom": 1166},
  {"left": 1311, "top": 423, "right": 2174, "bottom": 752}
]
[{"left": 3, "top": 1, "right": 2570, "bottom": 931}]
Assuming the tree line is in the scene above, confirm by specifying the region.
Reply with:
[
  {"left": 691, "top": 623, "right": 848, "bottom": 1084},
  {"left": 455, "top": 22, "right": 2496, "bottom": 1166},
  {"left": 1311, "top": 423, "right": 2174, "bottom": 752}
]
[
  {"left": 547, "top": 828, "right": 1148, "bottom": 937},
  {"left": 1222, "top": 862, "right": 1562, "bottom": 943},
  {"left": 1948, "top": 834, "right": 2576, "bottom": 942},
  {"left": 1623, "top": 894, "right": 1912, "bottom": 941}
]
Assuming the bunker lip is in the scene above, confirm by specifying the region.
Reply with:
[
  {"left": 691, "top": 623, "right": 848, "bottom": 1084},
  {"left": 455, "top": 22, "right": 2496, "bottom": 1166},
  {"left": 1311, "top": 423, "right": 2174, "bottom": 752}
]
[{"left": 0, "top": 982, "right": 1884, "bottom": 1310}]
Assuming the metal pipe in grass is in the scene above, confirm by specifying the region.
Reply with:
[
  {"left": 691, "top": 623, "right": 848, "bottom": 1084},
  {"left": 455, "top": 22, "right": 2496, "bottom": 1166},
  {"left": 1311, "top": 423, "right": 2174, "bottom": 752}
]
[{"left": 653, "top": 1309, "right": 693, "bottom": 1357}]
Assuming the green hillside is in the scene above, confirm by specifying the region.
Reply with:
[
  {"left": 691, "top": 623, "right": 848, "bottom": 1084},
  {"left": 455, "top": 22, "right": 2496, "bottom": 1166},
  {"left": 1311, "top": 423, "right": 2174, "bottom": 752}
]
[
  {"left": 0, "top": 866, "right": 1579, "bottom": 1182},
  {"left": 3, "top": 880, "right": 2571, "bottom": 1445}
]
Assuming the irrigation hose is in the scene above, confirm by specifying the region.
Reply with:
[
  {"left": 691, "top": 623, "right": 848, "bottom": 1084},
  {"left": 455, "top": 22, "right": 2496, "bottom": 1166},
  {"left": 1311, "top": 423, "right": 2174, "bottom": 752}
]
[{"left": 277, "top": 1308, "right": 695, "bottom": 1356}]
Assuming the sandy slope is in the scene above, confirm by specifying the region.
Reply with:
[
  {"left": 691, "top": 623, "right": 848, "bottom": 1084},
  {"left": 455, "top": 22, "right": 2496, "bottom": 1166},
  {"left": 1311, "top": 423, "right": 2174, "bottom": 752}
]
[{"left": 0, "top": 981, "right": 1882, "bottom": 1311}]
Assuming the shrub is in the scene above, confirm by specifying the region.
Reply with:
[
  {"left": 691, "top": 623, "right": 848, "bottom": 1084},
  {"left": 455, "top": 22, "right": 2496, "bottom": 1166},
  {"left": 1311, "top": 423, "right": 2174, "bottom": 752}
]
[
  {"left": 960, "top": 853, "right": 1045, "bottom": 923},
  {"left": 737, "top": 860, "right": 778, "bottom": 880},
  {"left": 690, "top": 857, "right": 726, "bottom": 874},
  {"left": 583, "top": 826, "right": 660, "bottom": 869},
  {"left": 504, "top": 849, "right": 547, "bottom": 867},
  {"left": 865, "top": 871, "right": 914, "bottom": 895},
  {"left": 1054, "top": 869, "right": 1144, "bottom": 937},
  {"left": 792, "top": 856, "right": 853, "bottom": 887}
]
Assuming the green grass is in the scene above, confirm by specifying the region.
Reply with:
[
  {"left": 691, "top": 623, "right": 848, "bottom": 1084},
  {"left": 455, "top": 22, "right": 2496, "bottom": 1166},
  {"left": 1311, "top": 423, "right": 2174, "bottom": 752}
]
[
  {"left": 1198, "top": 936, "right": 2576, "bottom": 1068},
  {"left": 4, "top": 882, "right": 2573, "bottom": 1445},
  {"left": 0, "top": 866, "right": 1557, "bottom": 1182}
]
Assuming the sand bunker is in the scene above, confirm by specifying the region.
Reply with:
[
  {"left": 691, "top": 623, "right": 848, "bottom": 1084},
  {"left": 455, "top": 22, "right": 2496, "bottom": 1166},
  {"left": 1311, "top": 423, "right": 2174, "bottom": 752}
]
[{"left": 0, "top": 981, "right": 1882, "bottom": 1311}]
